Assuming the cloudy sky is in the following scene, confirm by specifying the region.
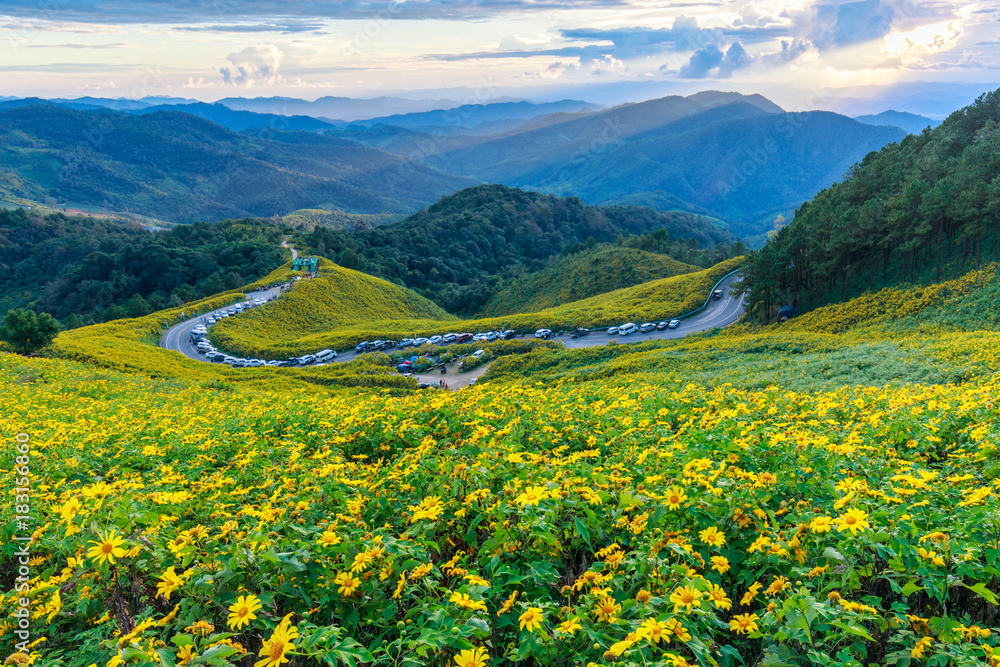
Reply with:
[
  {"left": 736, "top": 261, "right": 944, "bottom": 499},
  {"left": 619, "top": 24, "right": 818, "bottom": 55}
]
[{"left": 0, "top": 0, "right": 997, "bottom": 113}]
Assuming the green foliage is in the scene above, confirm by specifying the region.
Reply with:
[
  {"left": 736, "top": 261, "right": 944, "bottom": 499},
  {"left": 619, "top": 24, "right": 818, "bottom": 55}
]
[
  {"left": 0, "top": 308, "right": 60, "bottom": 353},
  {"left": 302, "top": 184, "right": 738, "bottom": 315},
  {"left": 0, "top": 208, "right": 285, "bottom": 326},
  {"left": 741, "top": 87, "right": 1000, "bottom": 321},
  {"left": 280, "top": 208, "right": 401, "bottom": 231}
]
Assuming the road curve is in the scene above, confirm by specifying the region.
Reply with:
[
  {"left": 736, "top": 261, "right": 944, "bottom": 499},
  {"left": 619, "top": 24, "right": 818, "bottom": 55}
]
[
  {"left": 282, "top": 236, "right": 298, "bottom": 261},
  {"left": 161, "top": 273, "right": 745, "bottom": 364}
]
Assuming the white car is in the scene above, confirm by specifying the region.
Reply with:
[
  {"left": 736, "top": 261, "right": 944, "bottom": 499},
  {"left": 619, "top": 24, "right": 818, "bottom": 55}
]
[
  {"left": 619, "top": 323, "right": 638, "bottom": 336},
  {"left": 428, "top": 335, "right": 443, "bottom": 345},
  {"left": 668, "top": 319, "right": 681, "bottom": 329},
  {"left": 472, "top": 349, "right": 486, "bottom": 358},
  {"left": 534, "top": 329, "right": 553, "bottom": 339},
  {"left": 607, "top": 326, "right": 619, "bottom": 335}
]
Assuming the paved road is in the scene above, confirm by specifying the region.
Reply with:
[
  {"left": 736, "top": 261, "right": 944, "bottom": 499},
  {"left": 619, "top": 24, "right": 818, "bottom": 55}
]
[
  {"left": 161, "top": 272, "right": 745, "bottom": 365},
  {"left": 160, "top": 286, "right": 285, "bottom": 362},
  {"left": 282, "top": 236, "right": 298, "bottom": 261}
]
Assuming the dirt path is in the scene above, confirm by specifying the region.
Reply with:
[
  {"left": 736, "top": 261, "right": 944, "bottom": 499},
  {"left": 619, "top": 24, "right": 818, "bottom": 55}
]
[
  {"left": 415, "top": 363, "right": 491, "bottom": 391},
  {"left": 282, "top": 236, "right": 298, "bottom": 260}
]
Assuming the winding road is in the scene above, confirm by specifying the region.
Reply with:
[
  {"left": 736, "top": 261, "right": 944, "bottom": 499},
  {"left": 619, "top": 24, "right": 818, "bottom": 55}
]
[{"left": 161, "top": 271, "right": 746, "bottom": 365}]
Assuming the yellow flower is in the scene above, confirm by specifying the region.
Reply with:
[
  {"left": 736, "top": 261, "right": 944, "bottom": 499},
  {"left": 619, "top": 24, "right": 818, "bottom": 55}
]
[
  {"left": 911, "top": 636, "right": 933, "bottom": 659},
  {"left": 765, "top": 576, "right": 789, "bottom": 597},
  {"left": 556, "top": 616, "right": 582, "bottom": 636},
  {"left": 593, "top": 597, "right": 621, "bottom": 623},
  {"left": 156, "top": 567, "right": 186, "bottom": 601},
  {"left": 334, "top": 571, "right": 361, "bottom": 597},
  {"left": 729, "top": 613, "right": 760, "bottom": 635},
  {"left": 317, "top": 531, "right": 341, "bottom": 547},
  {"left": 669, "top": 585, "right": 702, "bottom": 613},
  {"left": 515, "top": 485, "right": 549, "bottom": 508},
  {"left": 176, "top": 645, "right": 195, "bottom": 665},
  {"left": 665, "top": 486, "right": 688, "bottom": 510},
  {"left": 87, "top": 530, "right": 126, "bottom": 566},
  {"left": 227, "top": 594, "right": 263, "bottom": 630},
  {"left": 663, "top": 618, "right": 691, "bottom": 642},
  {"left": 710, "top": 555, "right": 730, "bottom": 574},
  {"left": 639, "top": 617, "right": 667, "bottom": 643},
  {"left": 699, "top": 526, "right": 725, "bottom": 547},
  {"left": 833, "top": 508, "right": 870, "bottom": 535},
  {"left": 256, "top": 613, "right": 298, "bottom": 667},
  {"left": 454, "top": 647, "right": 489, "bottom": 667},
  {"left": 465, "top": 574, "right": 490, "bottom": 587},
  {"left": 518, "top": 607, "right": 544, "bottom": 633},
  {"left": 809, "top": 516, "right": 833, "bottom": 533},
  {"left": 740, "top": 582, "right": 762, "bottom": 606},
  {"left": 707, "top": 582, "right": 732, "bottom": 610},
  {"left": 449, "top": 592, "right": 487, "bottom": 613}
]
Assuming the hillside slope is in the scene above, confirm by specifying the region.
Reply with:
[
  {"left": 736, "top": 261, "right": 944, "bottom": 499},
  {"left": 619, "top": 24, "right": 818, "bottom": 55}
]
[
  {"left": 0, "top": 103, "right": 474, "bottom": 222},
  {"left": 740, "top": 86, "right": 1000, "bottom": 321},
  {"left": 301, "top": 184, "right": 739, "bottom": 315},
  {"left": 480, "top": 246, "right": 700, "bottom": 316}
]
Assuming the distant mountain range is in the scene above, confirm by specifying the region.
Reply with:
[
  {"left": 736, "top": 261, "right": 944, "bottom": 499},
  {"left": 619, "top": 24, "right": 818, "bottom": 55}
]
[
  {"left": 410, "top": 91, "right": 905, "bottom": 239},
  {"left": 853, "top": 110, "right": 940, "bottom": 135},
  {"left": 0, "top": 102, "right": 473, "bottom": 222},
  {"left": 0, "top": 92, "right": 914, "bottom": 236}
]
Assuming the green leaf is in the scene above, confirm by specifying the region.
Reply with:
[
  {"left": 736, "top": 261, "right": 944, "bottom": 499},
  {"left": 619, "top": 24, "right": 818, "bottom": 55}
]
[
  {"left": 830, "top": 621, "right": 875, "bottom": 642},
  {"left": 966, "top": 582, "right": 998, "bottom": 605},
  {"left": 901, "top": 580, "right": 925, "bottom": 597}
]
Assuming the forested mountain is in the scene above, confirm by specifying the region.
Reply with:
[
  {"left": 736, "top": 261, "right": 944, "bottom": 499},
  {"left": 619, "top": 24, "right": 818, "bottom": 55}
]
[
  {"left": 0, "top": 103, "right": 474, "bottom": 222},
  {"left": 300, "top": 184, "right": 740, "bottom": 314},
  {"left": 854, "top": 110, "right": 940, "bottom": 135},
  {"left": 0, "top": 209, "right": 285, "bottom": 326},
  {"left": 343, "top": 99, "right": 601, "bottom": 134},
  {"left": 739, "top": 87, "right": 1000, "bottom": 321},
  {"left": 424, "top": 93, "right": 905, "bottom": 239}
]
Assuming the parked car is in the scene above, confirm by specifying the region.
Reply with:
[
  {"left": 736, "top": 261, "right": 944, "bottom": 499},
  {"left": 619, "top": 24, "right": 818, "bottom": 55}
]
[
  {"left": 247, "top": 359, "right": 264, "bottom": 367},
  {"left": 428, "top": 335, "right": 443, "bottom": 345},
  {"left": 286, "top": 357, "right": 301, "bottom": 366},
  {"left": 315, "top": 349, "right": 337, "bottom": 362},
  {"left": 607, "top": 326, "right": 620, "bottom": 335},
  {"left": 442, "top": 333, "right": 458, "bottom": 343},
  {"left": 299, "top": 354, "right": 317, "bottom": 365},
  {"left": 484, "top": 331, "right": 499, "bottom": 342},
  {"left": 619, "top": 323, "right": 639, "bottom": 336},
  {"left": 355, "top": 341, "right": 370, "bottom": 353},
  {"left": 399, "top": 338, "right": 414, "bottom": 348},
  {"left": 414, "top": 337, "right": 429, "bottom": 346},
  {"left": 534, "top": 328, "right": 553, "bottom": 339},
  {"left": 656, "top": 321, "right": 669, "bottom": 330},
  {"left": 457, "top": 333, "right": 474, "bottom": 343},
  {"left": 472, "top": 349, "right": 486, "bottom": 358},
  {"left": 502, "top": 330, "right": 516, "bottom": 340},
  {"left": 668, "top": 319, "right": 681, "bottom": 329},
  {"left": 570, "top": 327, "right": 590, "bottom": 338},
  {"left": 639, "top": 322, "right": 656, "bottom": 333}
]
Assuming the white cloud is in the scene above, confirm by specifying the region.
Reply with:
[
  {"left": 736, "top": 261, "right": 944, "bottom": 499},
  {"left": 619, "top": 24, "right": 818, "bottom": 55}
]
[{"left": 220, "top": 43, "right": 283, "bottom": 86}]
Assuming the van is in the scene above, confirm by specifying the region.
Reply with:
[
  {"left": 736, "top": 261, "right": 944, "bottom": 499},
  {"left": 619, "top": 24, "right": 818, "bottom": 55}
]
[
  {"left": 619, "top": 323, "right": 639, "bottom": 336},
  {"left": 315, "top": 349, "right": 337, "bottom": 362}
]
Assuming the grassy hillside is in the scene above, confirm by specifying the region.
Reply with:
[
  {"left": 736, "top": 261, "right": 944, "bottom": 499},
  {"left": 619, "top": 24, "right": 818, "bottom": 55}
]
[
  {"left": 741, "top": 87, "right": 1000, "bottom": 321},
  {"left": 209, "top": 257, "right": 456, "bottom": 358},
  {"left": 208, "top": 257, "right": 740, "bottom": 358},
  {"left": 0, "top": 103, "right": 474, "bottom": 222},
  {"left": 6, "top": 252, "right": 1000, "bottom": 665},
  {"left": 480, "top": 247, "right": 700, "bottom": 316},
  {"left": 302, "top": 184, "right": 739, "bottom": 315}
]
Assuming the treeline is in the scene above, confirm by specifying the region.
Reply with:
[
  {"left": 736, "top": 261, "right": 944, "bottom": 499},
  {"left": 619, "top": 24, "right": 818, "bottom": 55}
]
[
  {"left": 301, "top": 184, "right": 740, "bottom": 315},
  {"left": 739, "top": 88, "right": 1000, "bottom": 320},
  {"left": 0, "top": 209, "right": 285, "bottom": 326}
]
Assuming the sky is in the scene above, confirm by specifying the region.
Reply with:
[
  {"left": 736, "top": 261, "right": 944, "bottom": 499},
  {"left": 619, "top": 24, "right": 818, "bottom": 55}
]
[{"left": 0, "top": 0, "right": 998, "bottom": 115}]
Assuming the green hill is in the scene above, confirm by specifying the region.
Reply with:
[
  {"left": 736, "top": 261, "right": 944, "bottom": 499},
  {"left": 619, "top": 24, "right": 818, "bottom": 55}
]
[
  {"left": 0, "top": 103, "right": 474, "bottom": 222},
  {"left": 480, "top": 246, "right": 700, "bottom": 316},
  {"left": 209, "top": 257, "right": 456, "bottom": 358},
  {"left": 301, "top": 184, "right": 740, "bottom": 315},
  {"left": 740, "top": 86, "right": 1000, "bottom": 321}
]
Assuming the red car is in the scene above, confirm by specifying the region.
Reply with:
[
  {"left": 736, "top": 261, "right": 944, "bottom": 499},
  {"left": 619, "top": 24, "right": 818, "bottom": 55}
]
[{"left": 457, "top": 333, "right": 474, "bottom": 343}]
